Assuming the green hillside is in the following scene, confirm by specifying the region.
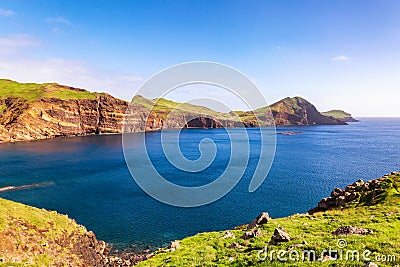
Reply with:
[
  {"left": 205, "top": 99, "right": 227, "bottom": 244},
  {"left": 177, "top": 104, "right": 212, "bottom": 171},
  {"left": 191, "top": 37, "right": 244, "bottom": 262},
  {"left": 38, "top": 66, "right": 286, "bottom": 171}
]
[
  {"left": 0, "top": 79, "right": 97, "bottom": 101},
  {"left": 132, "top": 95, "right": 239, "bottom": 121},
  {"left": 322, "top": 110, "right": 352, "bottom": 119},
  {"left": 139, "top": 172, "right": 400, "bottom": 267}
]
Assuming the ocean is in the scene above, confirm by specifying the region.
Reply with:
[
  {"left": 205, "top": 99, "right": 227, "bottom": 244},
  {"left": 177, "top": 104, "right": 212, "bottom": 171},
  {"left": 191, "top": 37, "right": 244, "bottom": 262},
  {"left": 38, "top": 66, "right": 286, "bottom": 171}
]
[{"left": 0, "top": 118, "right": 399, "bottom": 250}]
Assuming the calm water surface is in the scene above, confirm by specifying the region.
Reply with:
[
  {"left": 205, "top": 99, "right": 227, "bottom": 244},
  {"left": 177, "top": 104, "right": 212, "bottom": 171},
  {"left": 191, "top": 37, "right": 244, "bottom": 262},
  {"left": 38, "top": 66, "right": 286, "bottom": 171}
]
[{"left": 0, "top": 118, "right": 399, "bottom": 249}]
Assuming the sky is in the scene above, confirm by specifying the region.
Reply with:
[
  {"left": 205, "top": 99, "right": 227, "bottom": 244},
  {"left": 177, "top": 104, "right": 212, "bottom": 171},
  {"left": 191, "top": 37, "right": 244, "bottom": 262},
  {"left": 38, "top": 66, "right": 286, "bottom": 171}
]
[{"left": 0, "top": 0, "right": 399, "bottom": 116}]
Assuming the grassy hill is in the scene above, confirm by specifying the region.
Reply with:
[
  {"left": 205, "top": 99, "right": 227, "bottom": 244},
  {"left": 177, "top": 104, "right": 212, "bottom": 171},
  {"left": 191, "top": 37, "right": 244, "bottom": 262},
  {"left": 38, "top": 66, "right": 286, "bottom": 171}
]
[
  {"left": 0, "top": 79, "right": 97, "bottom": 101},
  {"left": 0, "top": 197, "right": 113, "bottom": 266},
  {"left": 132, "top": 95, "right": 240, "bottom": 122},
  {"left": 322, "top": 110, "right": 359, "bottom": 122},
  {"left": 139, "top": 172, "right": 400, "bottom": 267}
]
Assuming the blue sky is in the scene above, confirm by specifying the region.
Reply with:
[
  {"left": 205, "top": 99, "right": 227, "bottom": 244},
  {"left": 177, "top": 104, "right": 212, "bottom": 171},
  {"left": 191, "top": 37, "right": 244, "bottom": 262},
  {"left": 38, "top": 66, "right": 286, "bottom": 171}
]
[{"left": 0, "top": 0, "right": 399, "bottom": 116}]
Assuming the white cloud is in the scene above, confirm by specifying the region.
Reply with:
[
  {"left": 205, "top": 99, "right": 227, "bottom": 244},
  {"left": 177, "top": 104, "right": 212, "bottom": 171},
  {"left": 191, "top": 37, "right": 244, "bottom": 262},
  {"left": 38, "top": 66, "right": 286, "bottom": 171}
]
[
  {"left": 0, "top": 34, "right": 40, "bottom": 47},
  {"left": 0, "top": 8, "right": 15, "bottom": 17},
  {"left": 0, "top": 34, "right": 40, "bottom": 54},
  {"left": 46, "top": 16, "right": 72, "bottom": 26},
  {"left": 332, "top": 55, "right": 349, "bottom": 61}
]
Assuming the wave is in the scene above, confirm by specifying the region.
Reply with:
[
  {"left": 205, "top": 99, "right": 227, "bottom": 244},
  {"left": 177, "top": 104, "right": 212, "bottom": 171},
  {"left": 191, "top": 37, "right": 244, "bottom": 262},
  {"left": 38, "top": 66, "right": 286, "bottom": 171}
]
[{"left": 0, "top": 181, "right": 54, "bottom": 193}]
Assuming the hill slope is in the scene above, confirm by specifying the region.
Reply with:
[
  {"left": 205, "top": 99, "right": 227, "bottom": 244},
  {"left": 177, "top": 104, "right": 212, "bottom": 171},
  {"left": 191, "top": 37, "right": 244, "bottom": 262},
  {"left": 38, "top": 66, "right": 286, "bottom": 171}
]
[
  {"left": 0, "top": 197, "right": 110, "bottom": 266},
  {"left": 1, "top": 79, "right": 348, "bottom": 142},
  {"left": 139, "top": 172, "right": 400, "bottom": 266}
]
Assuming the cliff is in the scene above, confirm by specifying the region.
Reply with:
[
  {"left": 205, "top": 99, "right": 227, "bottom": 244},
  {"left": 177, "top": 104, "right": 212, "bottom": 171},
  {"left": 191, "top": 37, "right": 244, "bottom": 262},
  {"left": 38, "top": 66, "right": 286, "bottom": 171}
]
[
  {"left": 0, "top": 198, "right": 150, "bottom": 266},
  {"left": 1, "top": 80, "right": 349, "bottom": 143}
]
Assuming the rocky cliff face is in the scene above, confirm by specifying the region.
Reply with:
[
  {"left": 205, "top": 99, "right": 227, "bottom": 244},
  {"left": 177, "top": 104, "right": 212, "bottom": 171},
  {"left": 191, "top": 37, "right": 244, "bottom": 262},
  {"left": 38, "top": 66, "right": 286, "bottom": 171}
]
[
  {"left": 0, "top": 81, "right": 349, "bottom": 143},
  {"left": 0, "top": 95, "right": 127, "bottom": 142},
  {"left": 268, "top": 97, "right": 347, "bottom": 126}
]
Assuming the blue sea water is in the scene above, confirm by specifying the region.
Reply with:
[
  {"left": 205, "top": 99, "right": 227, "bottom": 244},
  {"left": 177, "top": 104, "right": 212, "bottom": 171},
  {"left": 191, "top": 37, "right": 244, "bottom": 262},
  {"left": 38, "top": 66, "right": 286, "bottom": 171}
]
[{"left": 0, "top": 118, "right": 399, "bottom": 250}]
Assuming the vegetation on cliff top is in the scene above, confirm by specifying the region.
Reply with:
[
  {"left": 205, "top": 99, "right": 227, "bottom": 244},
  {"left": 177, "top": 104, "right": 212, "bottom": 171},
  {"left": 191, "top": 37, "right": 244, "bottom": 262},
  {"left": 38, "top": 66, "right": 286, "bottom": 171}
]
[
  {"left": 139, "top": 172, "right": 400, "bottom": 267},
  {"left": 322, "top": 110, "right": 352, "bottom": 119},
  {"left": 0, "top": 79, "right": 97, "bottom": 101},
  {"left": 322, "top": 110, "right": 359, "bottom": 122},
  {"left": 0, "top": 197, "right": 86, "bottom": 266}
]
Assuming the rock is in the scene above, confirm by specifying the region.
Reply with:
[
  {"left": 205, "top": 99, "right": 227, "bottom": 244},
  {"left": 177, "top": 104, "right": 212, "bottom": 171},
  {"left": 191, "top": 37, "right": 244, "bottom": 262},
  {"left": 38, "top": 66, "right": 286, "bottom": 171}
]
[
  {"left": 330, "top": 188, "right": 344, "bottom": 197},
  {"left": 247, "top": 212, "right": 271, "bottom": 229},
  {"left": 222, "top": 231, "right": 235, "bottom": 239},
  {"left": 169, "top": 240, "right": 180, "bottom": 252},
  {"left": 240, "top": 228, "right": 262, "bottom": 240},
  {"left": 229, "top": 242, "right": 244, "bottom": 249},
  {"left": 332, "top": 226, "right": 373, "bottom": 236},
  {"left": 320, "top": 255, "right": 335, "bottom": 262},
  {"left": 335, "top": 196, "right": 346, "bottom": 206},
  {"left": 362, "top": 262, "right": 378, "bottom": 267},
  {"left": 269, "top": 228, "right": 290, "bottom": 245}
]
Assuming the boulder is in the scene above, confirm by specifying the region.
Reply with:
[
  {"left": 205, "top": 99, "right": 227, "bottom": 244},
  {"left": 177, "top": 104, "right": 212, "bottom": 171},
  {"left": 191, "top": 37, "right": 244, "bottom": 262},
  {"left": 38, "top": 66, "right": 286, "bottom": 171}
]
[
  {"left": 332, "top": 226, "right": 373, "bottom": 236},
  {"left": 221, "top": 231, "right": 235, "bottom": 239},
  {"left": 269, "top": 228, "right": 290, "bottom": 245},
  {"left": 169, "top": 240, "right": 180, "bottom": 252},
  {"left": 241, "top": 228, "right": 262, "bottom": 240},
  {"left": 247, "top": 212, "right": 271, "bottom": 229}
]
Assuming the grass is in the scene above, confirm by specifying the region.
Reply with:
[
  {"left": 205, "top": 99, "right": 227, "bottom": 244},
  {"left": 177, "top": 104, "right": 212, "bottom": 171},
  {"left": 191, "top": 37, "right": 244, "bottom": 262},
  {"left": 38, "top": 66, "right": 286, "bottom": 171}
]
[
  {"left": 0, "top": 198, "right": 86, "bottom": 266},
  {"left": 321, "top": 110, "right": 351, "bottom": 119},
  {"left": 0, "top": 197, "right": 84, "bottom": 238},
  {"left": 0, "top": 79, "right": 97, "bottom": 101},
  {"left": 132, "top": 95, "right": 241, "bottom": 122},
  {"left": 139, "top": 173, "right": 400, "bottom": 266}
]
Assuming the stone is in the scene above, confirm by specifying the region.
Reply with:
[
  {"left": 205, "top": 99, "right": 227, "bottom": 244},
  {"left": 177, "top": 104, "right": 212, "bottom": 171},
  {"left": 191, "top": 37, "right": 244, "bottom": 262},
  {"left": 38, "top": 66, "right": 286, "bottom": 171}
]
[
  {"left": 332, "top": 226, "right": 373, "bottom": 236},
  {"left": 222, "top": 231, "right": 235, "bottom": 239},
  {"left": 241, "top": 228, "right": 262, "bottom": 240},
  {"left": 362, "top": 262, "right": 378, "bottom": 267},
  {"left": 169, "top": 240, "right": 180, "bottom": 252},
  {"left": 269, "top": 228, "right": 290, "bottom": 245},
  {"left": 247, "top": 212, "right": 271, "bottom": 229},
  {"left": 229, "top": 242, "right": 244, "bottom": 249}
]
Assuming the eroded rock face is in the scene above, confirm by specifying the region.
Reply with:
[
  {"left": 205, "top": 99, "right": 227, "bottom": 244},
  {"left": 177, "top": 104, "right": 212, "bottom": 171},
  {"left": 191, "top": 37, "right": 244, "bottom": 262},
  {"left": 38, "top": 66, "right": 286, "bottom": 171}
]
[
  {"left": 0, "top": 95, "right": 128, "bottom": 142},
  {"left": 1, "top": 94, "right": 250, "bottom": 143}
]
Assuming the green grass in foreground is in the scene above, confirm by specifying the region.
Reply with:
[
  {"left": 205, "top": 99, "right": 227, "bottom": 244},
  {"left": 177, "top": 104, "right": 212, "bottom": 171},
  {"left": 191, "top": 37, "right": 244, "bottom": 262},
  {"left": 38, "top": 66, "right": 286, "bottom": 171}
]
[
  {"left": 0, "top": 79, "right": 97, "bottom": 101},
  {"left": 139, "top": 173, "right": 400, "bottom": 267},
  {"left": 0, "top": 198, "right": 85, "bottom": 266}
]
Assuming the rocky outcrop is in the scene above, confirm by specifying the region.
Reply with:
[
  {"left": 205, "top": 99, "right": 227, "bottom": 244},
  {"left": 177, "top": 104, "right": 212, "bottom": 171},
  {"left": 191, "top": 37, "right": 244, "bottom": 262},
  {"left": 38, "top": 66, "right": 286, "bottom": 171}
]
[{"left": 308, "top": 172, "right": 400, "bottom": 214}]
